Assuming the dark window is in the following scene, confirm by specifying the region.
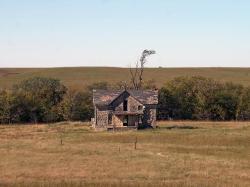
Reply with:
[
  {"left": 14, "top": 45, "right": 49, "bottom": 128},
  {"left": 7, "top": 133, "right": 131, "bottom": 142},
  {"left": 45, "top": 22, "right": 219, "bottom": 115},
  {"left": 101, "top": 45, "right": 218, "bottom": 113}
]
[
  {"left": 138, "top": 105, "right": 143, "bottom": 110},
  {"left": 123, "top": 99, "right": 128, "bottom": 111},
  {"left": 123, "top": 115, "right": 128, "bottom": 126},
  {"left": 108, "top": 113, "right": 112, "bottom": 124}
]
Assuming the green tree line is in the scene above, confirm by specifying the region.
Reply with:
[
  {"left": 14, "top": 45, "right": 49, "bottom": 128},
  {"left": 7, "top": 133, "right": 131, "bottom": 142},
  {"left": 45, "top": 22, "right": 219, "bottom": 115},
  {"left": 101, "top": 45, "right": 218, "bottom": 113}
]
[
  {"left": 0, "top": 76, "right": 249, "bottom": 124},
  {"left": 158, "top": 76, "right": 250, "bottom": 121}
]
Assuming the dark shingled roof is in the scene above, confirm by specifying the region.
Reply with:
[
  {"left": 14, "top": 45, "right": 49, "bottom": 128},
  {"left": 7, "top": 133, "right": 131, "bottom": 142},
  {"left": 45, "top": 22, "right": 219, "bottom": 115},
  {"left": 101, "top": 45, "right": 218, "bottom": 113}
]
[{"left": 93, "top": 89, "right": 158, "bottom": 106}]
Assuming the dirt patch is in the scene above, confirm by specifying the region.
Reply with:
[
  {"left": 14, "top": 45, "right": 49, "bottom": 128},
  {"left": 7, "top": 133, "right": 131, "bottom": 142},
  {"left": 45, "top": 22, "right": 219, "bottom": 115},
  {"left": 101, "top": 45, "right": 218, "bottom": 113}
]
[
  {"left": 159, "top": 125, "right": 199, "bottom": 130},
  {"left": 0, "top": 70, "right": 20, "bottom": 77},
  {"left": 2, "top": 72, "right": 20, "bottom": 77}
]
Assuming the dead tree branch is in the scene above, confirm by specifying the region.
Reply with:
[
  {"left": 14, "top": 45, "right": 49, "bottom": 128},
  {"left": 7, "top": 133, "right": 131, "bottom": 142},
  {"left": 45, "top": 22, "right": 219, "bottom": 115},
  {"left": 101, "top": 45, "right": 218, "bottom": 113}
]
[{"left": 130, "top": 49, "right": 156, "bottom": 90}]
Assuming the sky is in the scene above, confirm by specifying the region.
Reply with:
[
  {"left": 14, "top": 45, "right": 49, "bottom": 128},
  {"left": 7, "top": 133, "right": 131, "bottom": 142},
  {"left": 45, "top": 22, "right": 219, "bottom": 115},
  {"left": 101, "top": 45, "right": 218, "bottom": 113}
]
[{"left": 0, "top": 0, "right": 250, "bottom": 67}]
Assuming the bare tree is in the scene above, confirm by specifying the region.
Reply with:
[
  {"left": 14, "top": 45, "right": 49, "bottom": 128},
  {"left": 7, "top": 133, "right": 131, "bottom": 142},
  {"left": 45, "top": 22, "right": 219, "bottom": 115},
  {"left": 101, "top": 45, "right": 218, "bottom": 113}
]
[{"left": 130, "top": 49, "right": 156, "bottom": 90}]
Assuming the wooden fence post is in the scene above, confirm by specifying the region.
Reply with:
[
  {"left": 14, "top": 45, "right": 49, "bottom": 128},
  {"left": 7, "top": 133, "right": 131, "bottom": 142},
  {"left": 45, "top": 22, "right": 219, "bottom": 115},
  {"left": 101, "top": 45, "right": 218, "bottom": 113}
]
[{"left": 134, "top": 136, "right": 138, "bottom": 150}]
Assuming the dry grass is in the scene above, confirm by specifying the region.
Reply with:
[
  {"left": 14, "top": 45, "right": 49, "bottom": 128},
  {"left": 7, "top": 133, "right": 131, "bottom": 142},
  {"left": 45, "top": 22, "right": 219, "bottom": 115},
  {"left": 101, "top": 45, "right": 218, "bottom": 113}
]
[
  {"left": 0, "top": 121, "right": 250, "bottom": 187},
  {"left": 0, "top": 67, "right": 250, "bottom": 90}
]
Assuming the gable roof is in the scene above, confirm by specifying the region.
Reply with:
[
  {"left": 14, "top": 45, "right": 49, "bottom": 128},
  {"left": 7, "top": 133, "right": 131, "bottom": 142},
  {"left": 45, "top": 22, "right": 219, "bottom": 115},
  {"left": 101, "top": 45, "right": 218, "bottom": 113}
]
[{"left": 93, "top": 89, "right": 158, "bottom": 106}]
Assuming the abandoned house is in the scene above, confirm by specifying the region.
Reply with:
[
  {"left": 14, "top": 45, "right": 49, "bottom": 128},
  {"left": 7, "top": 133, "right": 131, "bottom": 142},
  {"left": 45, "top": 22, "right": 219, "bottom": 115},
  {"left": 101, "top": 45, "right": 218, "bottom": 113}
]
[{"left": 92, "top": 89, "right": 158, "bottom": 130}]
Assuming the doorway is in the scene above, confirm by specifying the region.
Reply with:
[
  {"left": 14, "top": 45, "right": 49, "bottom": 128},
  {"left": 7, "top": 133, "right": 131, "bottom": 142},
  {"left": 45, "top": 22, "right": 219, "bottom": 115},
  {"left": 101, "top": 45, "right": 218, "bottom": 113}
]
[{"left": 123, "top": 115, "right": 128, "bottom": 126}]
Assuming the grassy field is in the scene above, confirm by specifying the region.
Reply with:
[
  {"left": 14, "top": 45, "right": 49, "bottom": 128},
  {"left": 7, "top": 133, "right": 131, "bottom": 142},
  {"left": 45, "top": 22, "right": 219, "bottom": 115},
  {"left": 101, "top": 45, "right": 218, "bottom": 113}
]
[
  {"left": 0, "top": 121, "right": 250, "bottom": 187},
  {"left": 0, "top": 67, "right": 250, "bottom": 90}
]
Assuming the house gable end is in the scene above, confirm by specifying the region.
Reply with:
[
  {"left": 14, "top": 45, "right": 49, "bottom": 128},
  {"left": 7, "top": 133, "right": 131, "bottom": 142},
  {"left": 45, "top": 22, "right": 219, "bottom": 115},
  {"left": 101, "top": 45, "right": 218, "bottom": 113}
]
[
  {"left": 109, "top": 90, "right": 129, "bottom": 109},
  {"left": 109, "top": 90, "right": 144, "bottom": 109}
]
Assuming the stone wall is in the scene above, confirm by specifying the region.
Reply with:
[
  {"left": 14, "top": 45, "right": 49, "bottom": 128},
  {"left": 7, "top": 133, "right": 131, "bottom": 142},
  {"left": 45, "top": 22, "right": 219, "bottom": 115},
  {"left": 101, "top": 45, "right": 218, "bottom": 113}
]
[
  {"left": 149, "top": 108, "right": 157, "bottom": 127},
  {"left": 113, "top": 95, "right": 143, "bottom": 113},
  {"left": 128, "top": 96, "right": 143, "bottom": 112},
  {"left": 142, "top": 104, "right": 157, "bottom": 127},
  {"left": 95, "top": 106, "right": 157, "bottom": 129},
  {"left": 112, "top": 115, "right": 123, "bottom": 127},
  {"left": 96, "top": 108, "right": 109, "bottom": 128}
]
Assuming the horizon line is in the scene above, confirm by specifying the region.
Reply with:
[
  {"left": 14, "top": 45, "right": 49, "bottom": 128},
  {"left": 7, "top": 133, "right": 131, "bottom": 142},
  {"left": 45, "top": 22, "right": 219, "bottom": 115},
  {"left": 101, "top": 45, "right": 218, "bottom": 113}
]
[{"left": 0, "top": 66, "right": 250, "bottom": 69}]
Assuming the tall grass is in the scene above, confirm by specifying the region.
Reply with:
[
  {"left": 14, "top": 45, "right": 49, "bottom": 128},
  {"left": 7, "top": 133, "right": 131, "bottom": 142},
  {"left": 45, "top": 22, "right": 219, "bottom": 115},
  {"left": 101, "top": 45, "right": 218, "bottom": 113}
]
[{"left": 0, "top": 121, "right": 250, "bottom": 187}]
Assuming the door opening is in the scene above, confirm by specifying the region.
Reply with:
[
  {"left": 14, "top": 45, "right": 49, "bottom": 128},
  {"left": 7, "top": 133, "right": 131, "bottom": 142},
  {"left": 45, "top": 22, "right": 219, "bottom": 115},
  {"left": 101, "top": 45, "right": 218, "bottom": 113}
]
[{"left": 123, "top": 115, "right": 128, "bottom": 126}]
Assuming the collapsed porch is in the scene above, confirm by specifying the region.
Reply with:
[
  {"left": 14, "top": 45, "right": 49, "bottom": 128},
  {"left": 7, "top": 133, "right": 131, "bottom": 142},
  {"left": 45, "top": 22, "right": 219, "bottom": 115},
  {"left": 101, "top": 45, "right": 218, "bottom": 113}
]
[{"left": 107, "top": 111, "right": 143, "bottom": 130}]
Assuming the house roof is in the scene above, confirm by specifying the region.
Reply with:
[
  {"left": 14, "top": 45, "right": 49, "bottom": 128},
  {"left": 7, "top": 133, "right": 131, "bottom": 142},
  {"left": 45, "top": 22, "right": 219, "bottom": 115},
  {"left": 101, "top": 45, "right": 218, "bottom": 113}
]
[{"left": 93, "top": 89, "right": 158, "bottom": 106}]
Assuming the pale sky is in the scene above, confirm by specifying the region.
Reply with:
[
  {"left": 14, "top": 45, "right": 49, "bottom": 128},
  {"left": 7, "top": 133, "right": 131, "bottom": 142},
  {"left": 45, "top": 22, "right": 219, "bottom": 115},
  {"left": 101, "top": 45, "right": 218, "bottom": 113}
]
[{"left": 0, "top": 0, "right": 250, "bottom": 67}]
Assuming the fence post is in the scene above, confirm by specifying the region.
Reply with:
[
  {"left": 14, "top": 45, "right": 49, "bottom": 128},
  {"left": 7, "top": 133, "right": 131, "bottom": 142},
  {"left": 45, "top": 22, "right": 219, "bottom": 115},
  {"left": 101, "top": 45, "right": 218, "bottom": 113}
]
[{"left": 134, "top": 136, "right": 138, "bottom": 150}]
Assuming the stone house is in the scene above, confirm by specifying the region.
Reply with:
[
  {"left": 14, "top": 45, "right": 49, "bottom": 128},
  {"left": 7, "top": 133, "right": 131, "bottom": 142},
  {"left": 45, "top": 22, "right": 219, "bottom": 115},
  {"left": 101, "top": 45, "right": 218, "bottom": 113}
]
[{"left": 92, "top": 89, "right": 158, "bottom": 130}]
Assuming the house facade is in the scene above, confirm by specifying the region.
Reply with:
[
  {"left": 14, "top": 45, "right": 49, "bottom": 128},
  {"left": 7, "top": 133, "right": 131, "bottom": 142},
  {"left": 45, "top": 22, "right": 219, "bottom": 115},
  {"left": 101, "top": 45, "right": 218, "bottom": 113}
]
[{"left": 92, "top": 89, "right": 158, "bottom": 130}]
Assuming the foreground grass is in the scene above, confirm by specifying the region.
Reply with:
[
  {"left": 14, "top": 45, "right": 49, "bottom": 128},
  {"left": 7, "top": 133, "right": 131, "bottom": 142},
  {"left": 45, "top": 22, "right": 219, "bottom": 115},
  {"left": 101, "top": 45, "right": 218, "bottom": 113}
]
[{"left": 0, "top": 121, "right": 250, "bottom": 187}]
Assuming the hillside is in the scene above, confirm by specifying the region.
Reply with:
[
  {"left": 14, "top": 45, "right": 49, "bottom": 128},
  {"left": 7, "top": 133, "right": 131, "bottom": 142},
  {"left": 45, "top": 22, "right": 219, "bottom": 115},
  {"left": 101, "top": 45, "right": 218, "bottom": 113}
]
[{"left": 0, "top": 67, "right": 250, "bottom": 90}]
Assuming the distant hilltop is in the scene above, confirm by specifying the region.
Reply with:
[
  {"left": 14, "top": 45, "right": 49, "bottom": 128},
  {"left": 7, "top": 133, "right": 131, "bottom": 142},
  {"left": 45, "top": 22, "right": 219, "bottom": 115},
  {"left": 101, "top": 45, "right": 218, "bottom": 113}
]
[{"left": 0, "top": 67, "right": 249, "bottom": 90}]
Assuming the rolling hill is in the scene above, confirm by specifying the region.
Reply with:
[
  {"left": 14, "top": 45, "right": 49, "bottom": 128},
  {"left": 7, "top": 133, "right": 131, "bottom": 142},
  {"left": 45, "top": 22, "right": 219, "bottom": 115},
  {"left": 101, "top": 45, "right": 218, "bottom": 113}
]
[{"left": 0, "top": 67, "right": 250, "bottom": 90}]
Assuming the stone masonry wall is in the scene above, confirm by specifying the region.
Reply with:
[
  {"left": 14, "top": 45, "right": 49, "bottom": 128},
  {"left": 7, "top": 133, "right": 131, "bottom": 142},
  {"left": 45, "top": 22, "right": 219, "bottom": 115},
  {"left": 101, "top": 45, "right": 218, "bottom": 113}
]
[
  {"left": 142, "top": 105, "right": 157, "bottom": 127},
  {"left": 149, "top": 108, "right": 157, "bottom": 127},
  {"left": 128, "top": 96, "right": 143, "bottom": 113},
  {"left": 96, "top": 108, "right": 109, "bottom": 128},
  {"left": 112, "top": 115, "right": 123, "bottom": 127},
  {"left": 113, "top": 95, "right": 143, "bottom": 113}
]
